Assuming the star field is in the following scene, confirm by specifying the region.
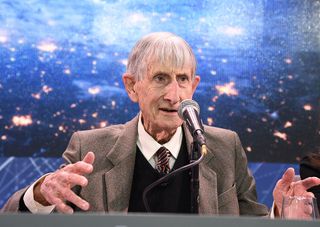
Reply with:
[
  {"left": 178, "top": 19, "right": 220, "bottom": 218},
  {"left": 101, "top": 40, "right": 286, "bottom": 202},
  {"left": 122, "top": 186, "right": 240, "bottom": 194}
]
[{"left": 0, "top": 0, "right": 319, "bottom": 163}]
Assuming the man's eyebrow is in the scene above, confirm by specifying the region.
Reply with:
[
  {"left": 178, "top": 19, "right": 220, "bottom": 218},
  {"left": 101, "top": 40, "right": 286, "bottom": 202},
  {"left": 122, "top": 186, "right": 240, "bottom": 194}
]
[
  {"left": 151, "top": 71, "right": 190, "bottom": 77},
  {"left": 176, "top": 73, "right": 189, "bottom": 77},
  {"left": 152, "top": 71, "right": 169, "bottom": 75},
  {"left": 153, "top": 71, "right": 169, "bottom": 74}
]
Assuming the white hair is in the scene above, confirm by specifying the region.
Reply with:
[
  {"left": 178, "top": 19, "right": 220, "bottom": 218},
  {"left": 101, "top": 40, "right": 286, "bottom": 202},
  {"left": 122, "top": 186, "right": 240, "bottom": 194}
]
[{"left": 126, "top": 32, "right": 196, "bottom": 80}]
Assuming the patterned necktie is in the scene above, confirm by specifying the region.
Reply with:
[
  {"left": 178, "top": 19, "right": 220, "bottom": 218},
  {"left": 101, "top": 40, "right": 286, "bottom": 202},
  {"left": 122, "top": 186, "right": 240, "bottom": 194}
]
[{"left": 155, "top": 146, "right": 171, "bottom": 174}]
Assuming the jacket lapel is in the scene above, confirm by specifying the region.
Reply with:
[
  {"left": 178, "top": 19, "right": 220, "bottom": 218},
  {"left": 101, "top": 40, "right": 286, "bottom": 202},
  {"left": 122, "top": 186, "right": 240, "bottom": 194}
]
[
  {"left": 104, "top": 116, "right": 139, "bottom": 212},
  {"left": 183, "top": 124, "right": 218, "bottom": 214}
]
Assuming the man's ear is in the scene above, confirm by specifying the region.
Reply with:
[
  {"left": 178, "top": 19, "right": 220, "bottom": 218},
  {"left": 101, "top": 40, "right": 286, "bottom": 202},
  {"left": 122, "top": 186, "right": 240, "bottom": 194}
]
[
  {"left": 122, "top": 73, "right": 138, "bottom": 102},
  {"left": 192, "top": 75, "right": 200, "bottom": 93}
]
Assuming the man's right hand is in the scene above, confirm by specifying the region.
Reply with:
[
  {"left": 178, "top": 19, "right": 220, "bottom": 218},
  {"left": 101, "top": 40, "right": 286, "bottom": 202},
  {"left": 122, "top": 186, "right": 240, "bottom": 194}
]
[{"left": 34, "top": 152, "right": 95, "bottom": 214}]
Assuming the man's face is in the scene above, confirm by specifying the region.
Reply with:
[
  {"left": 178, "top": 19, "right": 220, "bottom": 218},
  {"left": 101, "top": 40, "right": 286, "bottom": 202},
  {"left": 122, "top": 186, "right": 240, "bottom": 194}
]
[{"left": 132, "top": 62, "right": 200, "bottom": 136}]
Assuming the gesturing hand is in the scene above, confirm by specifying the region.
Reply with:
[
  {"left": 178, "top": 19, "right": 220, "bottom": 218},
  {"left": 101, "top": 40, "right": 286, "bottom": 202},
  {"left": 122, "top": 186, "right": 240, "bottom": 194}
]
[
  {"left": 34, "top": 152, "right": 95, "bottom": 214},
  {"left": 273, "top": 167, "right": 320, "bottom": 216}
]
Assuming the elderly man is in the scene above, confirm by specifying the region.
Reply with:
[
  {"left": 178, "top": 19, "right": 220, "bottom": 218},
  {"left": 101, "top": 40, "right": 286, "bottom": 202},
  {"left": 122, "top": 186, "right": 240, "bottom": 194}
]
[{"left": 2, "top": 32, "right": 320, "bottom": 216}]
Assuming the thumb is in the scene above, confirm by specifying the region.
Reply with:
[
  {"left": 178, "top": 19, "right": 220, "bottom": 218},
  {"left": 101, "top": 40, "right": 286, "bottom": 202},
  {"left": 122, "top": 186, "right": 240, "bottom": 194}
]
[{"left": 83, "top": 151, "right": 95, "bottom": 165}]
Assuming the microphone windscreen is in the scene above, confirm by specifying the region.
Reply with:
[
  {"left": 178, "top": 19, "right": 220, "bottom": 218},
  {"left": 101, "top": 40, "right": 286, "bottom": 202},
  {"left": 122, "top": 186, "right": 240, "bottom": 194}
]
[{"left": 178, "top": 99, "right": 200, "bottom": 119}]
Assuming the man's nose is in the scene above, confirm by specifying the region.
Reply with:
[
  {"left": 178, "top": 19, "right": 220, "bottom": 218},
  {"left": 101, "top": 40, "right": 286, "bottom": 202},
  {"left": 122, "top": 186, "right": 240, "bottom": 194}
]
[{"left": 163, "top": 80, "right": 180, "bottom": 104}]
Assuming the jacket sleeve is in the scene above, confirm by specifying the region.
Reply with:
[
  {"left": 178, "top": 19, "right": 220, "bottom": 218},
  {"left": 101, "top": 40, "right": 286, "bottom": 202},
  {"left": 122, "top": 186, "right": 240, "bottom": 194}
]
[
  {"left": 0, "top": 187, "right": 28, "bottom": 212},
  {"left": 233, "top": 132, "right": 269, "bottom": 216}
]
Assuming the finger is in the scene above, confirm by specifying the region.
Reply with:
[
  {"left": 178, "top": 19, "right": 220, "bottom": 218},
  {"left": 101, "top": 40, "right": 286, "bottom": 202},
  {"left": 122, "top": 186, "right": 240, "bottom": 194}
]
[
  {"left": 304, "top": 204, "right": 313, "bottom": 216},
  {"left": 274, "top": 168, "right": 295, "bottom": 195},
  {"left": 304, "top": 192, "right": 315, "bottom": 198},
  {"left": 62, "top": 152, "right": 95, "bottom": 174},
  {"left": 300, "top": 177, "right": 320, "bottom": 190},
  {"left": 303, "top": 196, "right": 315, "bottom": 216},
  {"left": 53, "top": 197, "right": 74, "bottom": 214},
  {"left": 61, "top": 189, "right": 90, "bottom": 211},
  {"left": 281, "top": 168, "right": 295, "bottom": 185},
  {"left": 45, "top": 183, "right": 90, "bottom": 212},
  {"left": 43, "top": 190, "right": 74, "bottom": 214},
  {"left": 59, "top": 171, "right": 88, "bottom": 187},
  {"left": 64, "top": 161, "right": 93, "bottom": 175},
  {"left": 83, "top": 151, "right": 95, "bottom": 165}
]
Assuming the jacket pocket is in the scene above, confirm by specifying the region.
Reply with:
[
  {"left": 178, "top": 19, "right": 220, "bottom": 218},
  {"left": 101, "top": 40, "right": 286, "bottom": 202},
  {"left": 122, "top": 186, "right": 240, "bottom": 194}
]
[{"left": 218, "top": 183, "right": 239, "bottom": 215}]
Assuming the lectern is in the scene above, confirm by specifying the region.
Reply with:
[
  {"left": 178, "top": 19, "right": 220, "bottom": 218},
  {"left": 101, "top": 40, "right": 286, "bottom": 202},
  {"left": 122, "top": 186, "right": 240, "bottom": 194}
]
[{"left": 1, "top": 213, "right": 319, "bottom": 227}]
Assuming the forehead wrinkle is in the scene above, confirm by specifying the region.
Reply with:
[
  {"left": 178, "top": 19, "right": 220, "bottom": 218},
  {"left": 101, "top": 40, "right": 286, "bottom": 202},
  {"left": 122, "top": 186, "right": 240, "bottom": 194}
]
[
  {"left": 148, "top": 65, "right": 192, "bottom": 78},
  {"left": 147, "top": 57, "right": 193, "bottom": 77}
]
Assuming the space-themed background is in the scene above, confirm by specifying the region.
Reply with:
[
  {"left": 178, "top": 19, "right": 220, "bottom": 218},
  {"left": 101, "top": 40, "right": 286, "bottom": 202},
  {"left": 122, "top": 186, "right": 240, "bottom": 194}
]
[{"left": 0, "top": 0, "right": 319, "bottom": 208}]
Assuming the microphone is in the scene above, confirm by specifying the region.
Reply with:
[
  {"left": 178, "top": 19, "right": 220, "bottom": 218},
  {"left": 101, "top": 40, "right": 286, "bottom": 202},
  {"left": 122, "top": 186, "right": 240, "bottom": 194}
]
[{"left": 178, "top": 99, "right": 206, "bottom": 146}]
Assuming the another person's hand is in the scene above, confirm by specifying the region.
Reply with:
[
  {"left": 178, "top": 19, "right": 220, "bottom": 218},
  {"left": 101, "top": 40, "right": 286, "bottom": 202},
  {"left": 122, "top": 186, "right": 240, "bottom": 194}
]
[
  {"left": 34, "top": 152, "right": 95, "bottom": 213},
  {"left": 273, "top": 167, "right": 320, "bottom": 216}
]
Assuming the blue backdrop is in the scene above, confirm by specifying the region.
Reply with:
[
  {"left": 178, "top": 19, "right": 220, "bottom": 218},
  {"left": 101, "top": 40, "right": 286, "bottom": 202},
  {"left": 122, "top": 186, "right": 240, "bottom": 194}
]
[{"left": 0, "top": 0, "right": 319, "bottom": 208}]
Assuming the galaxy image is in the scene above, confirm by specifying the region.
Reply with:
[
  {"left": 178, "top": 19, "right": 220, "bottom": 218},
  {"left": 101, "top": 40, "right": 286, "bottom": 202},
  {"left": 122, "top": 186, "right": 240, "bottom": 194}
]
[{"left": 0, "top": 0, "right": 319, "bottom": 208}]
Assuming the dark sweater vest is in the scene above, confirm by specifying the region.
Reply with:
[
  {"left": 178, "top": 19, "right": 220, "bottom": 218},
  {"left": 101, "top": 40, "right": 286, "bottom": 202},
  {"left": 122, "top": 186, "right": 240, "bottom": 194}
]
[{"left": 128, "top": 138, "right": 191, "bottom": 213}]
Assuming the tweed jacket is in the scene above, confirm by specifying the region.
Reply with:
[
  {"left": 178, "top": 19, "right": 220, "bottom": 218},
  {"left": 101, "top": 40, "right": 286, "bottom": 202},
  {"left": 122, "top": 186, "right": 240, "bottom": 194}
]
[{"left": 1, "top": 115, "right": 268, "bottom": 215}]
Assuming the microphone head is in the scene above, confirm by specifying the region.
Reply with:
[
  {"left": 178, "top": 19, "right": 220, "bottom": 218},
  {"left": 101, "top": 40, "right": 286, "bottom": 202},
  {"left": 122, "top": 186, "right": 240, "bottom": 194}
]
[{"left": 178, "top": 99, "right": 200, "bottom": 119}]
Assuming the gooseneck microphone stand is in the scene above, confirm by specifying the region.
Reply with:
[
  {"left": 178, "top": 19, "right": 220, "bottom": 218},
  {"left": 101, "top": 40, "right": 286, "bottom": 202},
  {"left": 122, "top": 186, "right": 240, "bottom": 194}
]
[{"left": 190, "top": 141, "right": 201, "bottom": 213}]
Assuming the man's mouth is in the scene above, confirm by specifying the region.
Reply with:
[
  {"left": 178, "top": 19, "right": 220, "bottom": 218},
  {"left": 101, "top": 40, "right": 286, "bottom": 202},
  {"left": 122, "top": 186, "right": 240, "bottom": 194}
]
[{"left": 159, "top": 108, "right": 178, "bottom": 113}]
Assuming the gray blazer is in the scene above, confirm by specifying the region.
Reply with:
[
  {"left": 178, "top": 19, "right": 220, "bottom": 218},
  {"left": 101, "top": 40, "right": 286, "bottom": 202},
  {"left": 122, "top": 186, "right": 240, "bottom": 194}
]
[{"left": 2, "top": 115, "right": 268, "bottom": 216}]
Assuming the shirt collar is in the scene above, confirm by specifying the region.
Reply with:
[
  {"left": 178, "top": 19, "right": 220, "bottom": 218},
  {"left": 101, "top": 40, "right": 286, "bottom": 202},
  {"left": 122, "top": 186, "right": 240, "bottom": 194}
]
[{"left": 137, "top": 113, "right": 182, "bottom": 161}]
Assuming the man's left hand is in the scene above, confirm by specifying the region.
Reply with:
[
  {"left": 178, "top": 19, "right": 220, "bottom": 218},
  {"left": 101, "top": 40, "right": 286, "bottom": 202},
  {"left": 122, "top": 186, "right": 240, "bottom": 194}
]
[{"left": 273, "top": 167, "right": 320, "bottom": 216}]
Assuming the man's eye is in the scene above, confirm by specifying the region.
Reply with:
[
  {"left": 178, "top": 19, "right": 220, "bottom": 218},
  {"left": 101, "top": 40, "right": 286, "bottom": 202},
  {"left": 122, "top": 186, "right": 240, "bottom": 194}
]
[
  {"left": 178, "top": 76, "right": 189, "bottom": 83},
  {"left": 154, "top": 75, "right": 166, "bottom": 82}
]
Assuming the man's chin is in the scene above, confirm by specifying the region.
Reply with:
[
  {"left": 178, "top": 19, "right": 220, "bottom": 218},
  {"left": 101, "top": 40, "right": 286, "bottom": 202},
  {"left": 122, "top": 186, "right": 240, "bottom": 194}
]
[{"left": 159, "top": 121, "right": 183, "bottom": 131}]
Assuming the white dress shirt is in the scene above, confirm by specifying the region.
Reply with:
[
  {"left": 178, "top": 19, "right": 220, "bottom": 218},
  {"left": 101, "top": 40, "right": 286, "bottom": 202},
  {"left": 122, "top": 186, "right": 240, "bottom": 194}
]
[
  {"left": 137, "top": 114, "right": 183, "bottom": 170},
  {"left": 24, "top": 174, "right": 55, "bottom": 213}
]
